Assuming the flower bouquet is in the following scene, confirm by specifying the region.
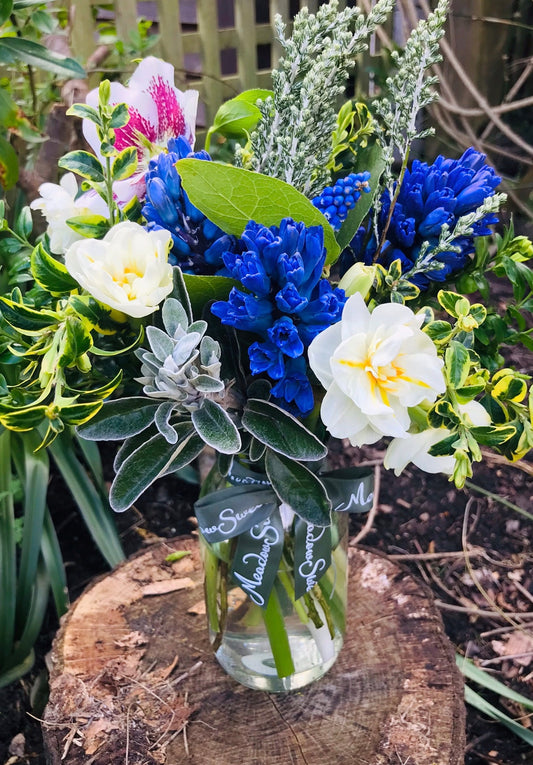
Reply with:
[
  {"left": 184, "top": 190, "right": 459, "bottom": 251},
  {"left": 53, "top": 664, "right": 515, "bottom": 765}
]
[{"left": 2, "top": 0, "right": 533, "bottom": 692}]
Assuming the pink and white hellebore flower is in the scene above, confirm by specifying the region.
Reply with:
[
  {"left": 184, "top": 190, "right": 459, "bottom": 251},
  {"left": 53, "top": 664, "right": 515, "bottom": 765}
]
[
  {"left": 65, "top": 221, "right": 173, "bottom": 318},
  {"left": 384, "top": 401, "right": 491, "bottom": 476},
  {"left": 308, "top": 292, "right": 446, "bottom": 447},
  {"left": 30, "top": 173, "right": 109, "bottom": 255},
  {"left": 83, "top": 57, "right": 199, "bottom": 205}
]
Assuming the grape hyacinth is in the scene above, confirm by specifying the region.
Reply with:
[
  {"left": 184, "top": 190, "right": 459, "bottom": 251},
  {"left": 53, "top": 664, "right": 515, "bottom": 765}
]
[
  {"left": 212, "top": 218, "right": 346, "bottom": 415},
  {"left": 311, "top": 171, "right": 371, "bottom": 231},
  {"left": 142, "top": 137, "right": 235, "bottom": 273},
  {"left": 344, "top": 148, "right": 501, "bottom": 288}
]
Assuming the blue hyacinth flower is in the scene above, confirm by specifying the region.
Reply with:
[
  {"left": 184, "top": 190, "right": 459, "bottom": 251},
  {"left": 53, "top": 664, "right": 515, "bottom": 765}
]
[
  {"left": 142, "top": 137, "right": 235, "bottom": 273},
  {"left": 342, "top": 148, "right": 501, "bottom": 288},
  {"left": 312, "top": 171, "right": 371, "bottom": 231},
  {"left": 212, "top": 218, "right": 346, "bottom": 416}
]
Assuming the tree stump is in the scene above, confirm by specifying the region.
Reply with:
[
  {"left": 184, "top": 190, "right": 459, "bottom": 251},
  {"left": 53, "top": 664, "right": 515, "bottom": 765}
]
[{"left": 43, "top": 538, "right": 465, "bottom": 765}]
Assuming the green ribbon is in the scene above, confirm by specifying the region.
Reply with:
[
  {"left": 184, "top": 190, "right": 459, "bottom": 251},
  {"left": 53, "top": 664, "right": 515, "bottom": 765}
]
[
  {"left": 194, "top": 465, "right": 374, "bottom": 608},
  {"left": 230, "top": 510, "right": 285, "bottom": 608},
  {"left": 293, "top": 518, "right": 332, "bottom": 600},
  {"left": 194, "top": 483, "right": 277, "bottom": 544}
]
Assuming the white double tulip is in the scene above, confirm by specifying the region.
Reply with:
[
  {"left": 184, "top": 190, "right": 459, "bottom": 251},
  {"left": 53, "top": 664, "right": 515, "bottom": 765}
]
[
  {"left": 308, "top": 292, "right": 446, "bottom": 446},
  {"left": 65, "top": 221, "right": 173, "bottom": 318},
  {"left": 30, "top": 173, "right": 109, "bottom": 255}
]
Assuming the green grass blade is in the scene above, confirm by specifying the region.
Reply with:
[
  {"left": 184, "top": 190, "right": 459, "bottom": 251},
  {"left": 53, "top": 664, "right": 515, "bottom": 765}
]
[
  {"left": 0, "top": 429, "right": 16, "bottom": 670},
  {"left": 464, "top": 684, "right": 533, "bottom": 746},
  {"left": 465, "top": 480, "right": 533, "bottom": 522},
  {"left": 0, "top": 650, "right": 35, "bottom": 689},
  {"left": 457, "top": 655, "right": 533, "bottom": 711},
  {"left": 11, "top": 556, "right": 49, "bottom": 667},
  {"left": 74, "top": 434, "right": 104, "bottom": 487},
  {"left": 16, "top": 432, "right": 49, "bottom": 632},
  {"left": 41, "top": 508, "right": 69, "bottom": 617},
  {"left": 48, "top": 430, "right": 125, "bottom": 567}
]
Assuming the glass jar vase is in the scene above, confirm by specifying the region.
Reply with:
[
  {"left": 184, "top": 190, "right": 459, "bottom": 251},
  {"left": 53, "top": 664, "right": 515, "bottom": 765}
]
[{"left": 200, "top": 509, "right": 348, "bottom": 692}]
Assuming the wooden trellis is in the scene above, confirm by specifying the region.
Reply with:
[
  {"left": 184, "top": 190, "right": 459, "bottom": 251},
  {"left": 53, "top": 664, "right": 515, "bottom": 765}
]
[{"left": 68, "top": 0, "right": 354, "bottom": 125}]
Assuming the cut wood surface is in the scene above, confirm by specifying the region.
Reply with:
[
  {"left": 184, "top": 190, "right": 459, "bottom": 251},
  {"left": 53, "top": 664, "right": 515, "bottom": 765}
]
[{"left": 43, "top": 538, "right": 465, "bottom": 765}]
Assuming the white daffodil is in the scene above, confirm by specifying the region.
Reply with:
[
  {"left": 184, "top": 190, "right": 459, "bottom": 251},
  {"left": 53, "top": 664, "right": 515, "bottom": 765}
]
[
  {"left": 30, "top": 173, "right": 109, "bottom": 255},
  {"left": 384, "top": 400, "right": 491, "bottom": 476},
  {"left": 384, "top": 428, "right": 455, "bottom": 476},
  {"left": 308, "top": 292, "right": 446, "bottom": 446},
  {"left": 65, "top": 221, "right": 173, "bottom": 318}
]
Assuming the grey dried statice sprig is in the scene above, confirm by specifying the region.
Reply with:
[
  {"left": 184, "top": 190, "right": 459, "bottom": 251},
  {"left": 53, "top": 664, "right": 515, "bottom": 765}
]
[
  {"left": 401, "top": 192, "right": 508, "bottom": 283},
  {"left": 243, "top": 0, "right": 395, "bottom": 198},
  {"left": 374, "top": 0, "right": 450, "bottom": 191},
  {"left": 135, "top": 298, "right": 226, "bottom": 442}
]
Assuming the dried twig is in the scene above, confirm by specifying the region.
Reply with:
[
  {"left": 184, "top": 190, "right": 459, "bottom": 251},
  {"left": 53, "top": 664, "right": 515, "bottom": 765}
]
[{"left": 350, "top": 464, "right": 381, "bottom": 545}]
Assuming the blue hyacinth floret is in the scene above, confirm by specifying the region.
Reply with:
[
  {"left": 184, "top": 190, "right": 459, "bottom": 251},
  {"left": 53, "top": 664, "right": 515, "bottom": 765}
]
[
  {"left": 142, "top": 137, "right": 235, "bottom": 273},
  {"left": 344, "top": 148, "right": 501, "bottom": 289},
  {"left": 311, "top": 171, "right": 371, "bottom": 231},
  {"left": 211, "top": 218, "right": 346, "bottom": 415}
]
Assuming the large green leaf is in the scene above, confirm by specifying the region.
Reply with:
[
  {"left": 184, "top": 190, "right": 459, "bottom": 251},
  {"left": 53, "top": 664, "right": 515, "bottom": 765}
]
[
  {"left": 0, "top": 0, "right": 13, "bottom": 26},
  {"left": 183, "top": 273, "right": 240, "bottom": 317},
  {"left": 241, "top": 398, "right": 327, "bottom": 461},
  {"left": 336, "top": 141, "right": 387, "bottom": 252},
  {"left": 0, "top": 295, "right": 60, "bottom": 333},
  {"left": 176, "top": 159, "right": 340, "bottom": 264},
  {"left": 265, "top": 450, "right": 330, "bottom": 526},
  {"left": 0, "top": 37, "right": 85, "bottom": 78},
  {"left": 191, "top": 398, "right": 241, "bottom": 454},
  {"left": 205, "top": 89, "right": 272, "bottom": 151},
  {"left": 77, "top": 397, "right": 159, "bottom": 440},
  {"left": 41, "top": 508, "right": 69, "bottom": 617}
]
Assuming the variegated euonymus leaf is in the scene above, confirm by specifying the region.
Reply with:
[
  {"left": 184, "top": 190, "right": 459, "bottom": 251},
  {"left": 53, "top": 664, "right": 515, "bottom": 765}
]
[
  {"left": 265, "top": 449, "right": 331, "bottom": 526},
  {"left": 445, "top": 341, "right": 470, "bottom": 388},
  {"left": 242, "top": 398, "right": 327, "bottom": 461}
]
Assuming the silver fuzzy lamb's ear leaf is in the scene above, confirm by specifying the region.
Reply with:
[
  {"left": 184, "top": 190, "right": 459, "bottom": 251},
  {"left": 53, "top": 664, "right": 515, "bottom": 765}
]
[
  {"left": 192, "top": 399, "right": 241, "bottom": 454},
  {"left": 191, "top": 375, "right": 225, "bottom": 394},
  {"left": 155, "top": 401, "right": 179, "bottom": 444},
  {"left": 188, "top": 319, "right": 207, "bottom": 337},
  {"left": 110, "top": 430, "right": 186, "bottom": 511},
  {"left": 77, "top": 398, "right": 159, "bottom": 440},
  {"left": 200, "top": 336, "right": 221, "bottom": 367},
  {"left": 265, "top": 450, "right": 331, "bottom": 526},
  {"left": 162, "top": 297, "right": 189, "bottom": 336},
  {"left": 146, "top": 326, "right": 174, "bottom": 361},
  {"left": 242, "top": 399, "right": 327, "bottom": 461}
]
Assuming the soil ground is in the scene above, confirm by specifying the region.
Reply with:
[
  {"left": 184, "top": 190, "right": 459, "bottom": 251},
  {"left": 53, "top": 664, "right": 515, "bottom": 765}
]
[{"left": 1, "top": 446, "right": 531, "bottom": 765}]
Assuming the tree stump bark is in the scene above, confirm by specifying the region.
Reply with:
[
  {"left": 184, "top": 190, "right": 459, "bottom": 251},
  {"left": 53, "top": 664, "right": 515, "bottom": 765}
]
[{"left": 43, "top": 538, "right": 465, "bottom": 765}]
